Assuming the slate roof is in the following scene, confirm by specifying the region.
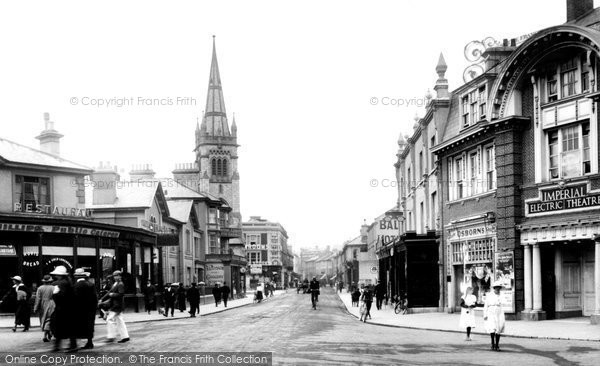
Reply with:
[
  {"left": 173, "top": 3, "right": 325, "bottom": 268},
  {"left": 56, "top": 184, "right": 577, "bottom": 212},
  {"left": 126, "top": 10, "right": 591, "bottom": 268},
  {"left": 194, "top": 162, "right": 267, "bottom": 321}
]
[{"left": 0, "top": 137, "right": 91, "bottom": 172}]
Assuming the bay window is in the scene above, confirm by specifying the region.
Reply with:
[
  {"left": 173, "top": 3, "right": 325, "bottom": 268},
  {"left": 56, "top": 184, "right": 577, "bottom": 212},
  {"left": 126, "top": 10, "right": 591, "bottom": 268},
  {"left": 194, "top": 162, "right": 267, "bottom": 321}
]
[
  {"left": 545, "top": 122, "right": 591, "bottom": 179},
  {"left": 447, "top": 143, "right": 496, "bottom": 202}
]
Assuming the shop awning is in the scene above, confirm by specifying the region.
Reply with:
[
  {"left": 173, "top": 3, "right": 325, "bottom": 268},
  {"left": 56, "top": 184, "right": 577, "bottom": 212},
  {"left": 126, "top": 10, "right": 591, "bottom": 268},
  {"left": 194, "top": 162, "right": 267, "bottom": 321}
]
[
  {"left": 330, "top": 275, "right": 337, "bottom": 280},
  {"left": 320, "top": 273, "right": 327, "bottom": 280}
]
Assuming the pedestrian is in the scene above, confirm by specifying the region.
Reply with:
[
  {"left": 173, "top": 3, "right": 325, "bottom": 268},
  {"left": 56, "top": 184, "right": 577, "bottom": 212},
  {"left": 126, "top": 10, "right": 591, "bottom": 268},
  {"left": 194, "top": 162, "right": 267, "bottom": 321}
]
[
  {"left": 0, "top": 275, "right": 31, "bottom": 333},
  {"left": 374, "top": 280, "right": 385, "bottom": 310},
  {"left": 144, "top": 281, "right": 156, "bottom": 315},
  {"left": 359, "top": 285, "right": 373, "bottom": 322},
  {"left": 220, "top": 282, "right": 231, "bottom": 307},
  {"left": 163, "top": 283, "right": 176, "bottom": 317},
  {"left": 50, "top": 266, "right": 77, "bottom": 352},
  {"left": 100, "top": 270, "right": 129, "bottom": 343},
  {"left": 351, "top": 287, "right": 361, "bottom": 307},
  {"left": 309, "top": 277, "right": 320, "bottom": 310},
  {"left": 459, "top": 286, "right": 477, "bottom": 341},
  {"left": 187, "top": 283, "right": 200, "bottom": 317},
  {"left": 97, "top": 280, "right": 111, "bottom": 319},
  {"left": 176, "top": 283, "right": 187, "bottom": 312},
  {"left": 484, "top": 281, "right": 505, "bottom": 351},
  {"left": 34, "top": 275, "right": 55, "bottom": 342},
  {"left": 73, "top": 268, "right": 97, "bottom": 350},
  {"left": 212, "top": 284, "right": 221, "bottom": 307}
]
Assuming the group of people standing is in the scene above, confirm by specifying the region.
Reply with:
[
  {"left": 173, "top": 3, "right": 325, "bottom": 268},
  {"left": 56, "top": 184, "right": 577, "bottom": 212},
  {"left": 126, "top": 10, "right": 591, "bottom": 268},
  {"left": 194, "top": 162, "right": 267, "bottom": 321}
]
[
  {"left": 211, "top": 282, "right": 231, "bottom": 307},
  {"left": 160, "top": 282, "right": 201, "bottom": 317},
  {"left": 0, "top": 267, "right": 129, "bottom": 352}
]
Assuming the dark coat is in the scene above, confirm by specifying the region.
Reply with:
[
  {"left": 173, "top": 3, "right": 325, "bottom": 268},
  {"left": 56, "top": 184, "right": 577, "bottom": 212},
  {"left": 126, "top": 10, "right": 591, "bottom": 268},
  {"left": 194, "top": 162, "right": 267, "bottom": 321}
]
[
  {"left": 187, "top": 287, "right": 200, "bottom": 305},
  {"left": 374, "top": 283, "right": 385, "bottom": 297},
  {"left": 144, "top": 285, "right": 156, "bottom": 309},
  {"left": 104, "top": 281, "right": 125, "bottom": 313},
  {"left": 13, "top": 284, "right": 31, "bottom": 327},
  {"left": 220, "top": 285, "right": 231, "bottom": 300},
  {"left": 309, "top": 279, "right": 320, "bottom": 292},
  {"left": 177, "top": 286, "right": 186, "bottom": 311},
  {"left": 163, "top": 287, "right": 176, "bottom": 306},
  {"left": 212, "top": 286, "right": 221, "bottom": 301},
  {"left": 52, "top": 277, "right": 75, "bottom": 339},
  {"left": 73, "top": 279, "right": 97, "bottom": 339}
]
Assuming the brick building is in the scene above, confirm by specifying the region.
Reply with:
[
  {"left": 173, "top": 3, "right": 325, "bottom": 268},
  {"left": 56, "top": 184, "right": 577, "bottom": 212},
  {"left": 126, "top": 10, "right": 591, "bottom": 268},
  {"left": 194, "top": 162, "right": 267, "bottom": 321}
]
[{"left": 430, "top": 0, "right": 600, "bottom": 323}]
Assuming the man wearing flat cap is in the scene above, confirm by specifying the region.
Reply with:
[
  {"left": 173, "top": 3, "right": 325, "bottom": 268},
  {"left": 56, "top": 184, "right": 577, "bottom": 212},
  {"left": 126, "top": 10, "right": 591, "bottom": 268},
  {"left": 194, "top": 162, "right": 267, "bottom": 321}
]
[{"left": 100, "top": 270, "right": 129, "bottom": 343}]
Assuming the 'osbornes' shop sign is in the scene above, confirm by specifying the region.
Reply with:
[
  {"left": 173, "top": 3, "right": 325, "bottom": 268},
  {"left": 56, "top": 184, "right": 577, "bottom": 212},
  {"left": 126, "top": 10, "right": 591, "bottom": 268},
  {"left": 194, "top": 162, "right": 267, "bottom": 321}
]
[{"left": 526, "top": 184, "right": 600, "bottom": 216}]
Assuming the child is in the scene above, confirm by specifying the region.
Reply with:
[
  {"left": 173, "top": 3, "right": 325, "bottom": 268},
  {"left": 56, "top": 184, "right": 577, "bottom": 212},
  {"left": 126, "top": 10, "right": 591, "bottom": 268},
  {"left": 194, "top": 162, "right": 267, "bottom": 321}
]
[{"left": 459, "top": 287, "right": 477, "bottom": 340}]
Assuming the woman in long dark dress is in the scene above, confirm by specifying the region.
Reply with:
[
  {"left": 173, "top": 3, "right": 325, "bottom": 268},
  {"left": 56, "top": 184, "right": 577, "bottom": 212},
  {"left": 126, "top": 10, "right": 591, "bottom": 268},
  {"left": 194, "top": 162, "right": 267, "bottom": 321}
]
[{"left": 34, "top": 275, "right": 55, "bottom": 341}]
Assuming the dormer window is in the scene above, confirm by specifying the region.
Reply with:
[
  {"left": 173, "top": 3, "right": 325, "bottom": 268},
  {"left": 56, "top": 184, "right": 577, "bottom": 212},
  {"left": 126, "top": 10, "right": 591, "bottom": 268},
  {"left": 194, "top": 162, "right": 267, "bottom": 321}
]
[
  {"left": 542, "top": 53, "right": 592, "bottom": 104},
  {"left": 560, "top": 58, "right": 578, "bottom": 98},
  {"left": 461, "top": 85, "right": 486, "bottom": 128}
]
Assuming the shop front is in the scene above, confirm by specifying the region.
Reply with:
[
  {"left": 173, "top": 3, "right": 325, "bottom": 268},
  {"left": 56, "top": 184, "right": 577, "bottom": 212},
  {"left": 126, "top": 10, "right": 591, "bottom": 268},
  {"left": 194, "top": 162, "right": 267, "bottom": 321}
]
[
  {"left": 446, "top": 217, "right": 508, "bottom": 313},
  {"left": 520, "top": 183, "right": 600, "bottom": 323},
  {"left": 0, "top": 213, "right": 157, "bottom": 312},
  {"left": 393, "top": 231, "right": 439, "bottom": 310}
]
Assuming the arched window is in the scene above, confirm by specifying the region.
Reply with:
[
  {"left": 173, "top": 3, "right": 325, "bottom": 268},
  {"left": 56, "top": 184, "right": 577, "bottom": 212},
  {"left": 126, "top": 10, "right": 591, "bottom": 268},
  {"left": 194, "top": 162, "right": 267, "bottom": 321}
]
[
  {"left": 211, "top": 159, "right": 217, "bottom": 176},
  {"left": 222, "top": 159, "right": 228, "bottom": 176},
  {"left": 216, "top": 159, "right": 222, "bottom": 176}
]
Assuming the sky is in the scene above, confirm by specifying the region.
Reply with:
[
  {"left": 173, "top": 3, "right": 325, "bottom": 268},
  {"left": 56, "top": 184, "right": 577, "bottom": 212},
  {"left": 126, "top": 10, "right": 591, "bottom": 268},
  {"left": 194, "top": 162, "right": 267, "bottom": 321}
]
[{"left": 0, "top": 0, "right": 580, "bottom": 251}]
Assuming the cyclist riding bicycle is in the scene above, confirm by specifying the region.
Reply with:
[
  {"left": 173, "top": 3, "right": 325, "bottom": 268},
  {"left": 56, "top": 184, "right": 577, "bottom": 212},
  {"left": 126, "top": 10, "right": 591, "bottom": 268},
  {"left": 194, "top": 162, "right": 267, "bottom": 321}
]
[{"left": 309, "top": 277, "right": 320, "bottom": 310}]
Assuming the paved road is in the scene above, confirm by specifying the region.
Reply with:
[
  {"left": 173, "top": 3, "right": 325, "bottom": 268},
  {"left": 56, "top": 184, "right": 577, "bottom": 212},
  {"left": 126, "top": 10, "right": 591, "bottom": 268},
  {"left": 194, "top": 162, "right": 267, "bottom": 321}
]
[{"left": 1, "top": 288, "right": 599, "bottom": 365}]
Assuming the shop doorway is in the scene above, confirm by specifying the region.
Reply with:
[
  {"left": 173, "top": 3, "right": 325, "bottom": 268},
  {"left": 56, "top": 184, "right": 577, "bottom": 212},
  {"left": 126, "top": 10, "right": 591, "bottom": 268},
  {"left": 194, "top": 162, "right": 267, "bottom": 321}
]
[{"left": 541, "top": 246, "right": 556, "bottom": 320}]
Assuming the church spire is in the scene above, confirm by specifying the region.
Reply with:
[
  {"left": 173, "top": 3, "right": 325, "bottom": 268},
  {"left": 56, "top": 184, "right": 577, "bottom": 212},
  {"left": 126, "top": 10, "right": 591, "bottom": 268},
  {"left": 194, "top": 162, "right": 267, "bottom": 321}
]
[
  {"left": 231, "top": 113, "right": 237, "bottom": 136},
  {"left": 203, "top": 35, "right": 230, "bottom": 137}
]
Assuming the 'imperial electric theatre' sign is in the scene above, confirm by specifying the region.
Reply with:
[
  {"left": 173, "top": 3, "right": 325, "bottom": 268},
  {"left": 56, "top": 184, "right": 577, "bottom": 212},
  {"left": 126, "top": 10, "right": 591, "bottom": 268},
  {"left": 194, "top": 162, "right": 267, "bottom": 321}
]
[{"left": 526, "top": 184, "right": 600, "bottom": 215}]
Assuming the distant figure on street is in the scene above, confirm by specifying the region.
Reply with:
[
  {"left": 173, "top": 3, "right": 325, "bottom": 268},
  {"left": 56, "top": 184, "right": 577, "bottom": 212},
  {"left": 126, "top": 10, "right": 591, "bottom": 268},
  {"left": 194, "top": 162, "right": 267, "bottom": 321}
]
[
  {"left": 309, "top": 277, "right": 320, "bottom": 310},
  {"left": 176, "top": 283, "right": 187, "bottom": 312},
  {"left": 34, "top": 275, "right": 55, "bottom": 342},
  {"left": 187, "top": 283, "right": 200, "bottom": 317},
  {"left": 484, "top": 281, "right": 505, "bottom": 351},
  {"left": 73, "top": 268, "right": 97, "bottom": 350},
  {"left": 220, "top": 282, "right": 231, "bottom": 307},
  {"left": 144, "top": 281, "right": 156, "bottom": 315},
  {"left": 374, "top": 281, "right": 385, "bottom": 310},
  {"left": 359, "top": 285, "right": 373, "bottom": 322},
  {"left": 50, "top": 266, "right": 77, "bottom": 352},
  {"left": 212, "top": 284, "right": 221, "bottom": 307},
  {"left": 338, "top": 281, "right": 344, "bottom": 293},
  {"left": 351, "top": 287, "right": 361, "bottom": 307},
  {"left": 459, "top": 286, "right": 477, "bottom": 341},
  {"left": 100, "top": 270, "right": 129, "bottom": 343},
  {"left": 0, "top": 275, "right": 31, "bottom": 333},
  {"left": 163, "top": 283, "right": 176, "bottom": 317}
]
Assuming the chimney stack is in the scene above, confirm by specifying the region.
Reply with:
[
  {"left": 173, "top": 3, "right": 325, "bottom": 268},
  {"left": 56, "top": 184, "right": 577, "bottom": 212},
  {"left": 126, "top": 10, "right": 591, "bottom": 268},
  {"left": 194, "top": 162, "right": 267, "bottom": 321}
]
[
  {"left": 35, "top": 113, "right": 64, "bottom": 156},
  {"left": 129, "top": 163, "right": 156, "bottom": 181},
  {"left": 567, "top": 0, "right": 594, "bottom": 22},
  {"left": 92, "top": 161, "right": 120, "bottom": 205}
]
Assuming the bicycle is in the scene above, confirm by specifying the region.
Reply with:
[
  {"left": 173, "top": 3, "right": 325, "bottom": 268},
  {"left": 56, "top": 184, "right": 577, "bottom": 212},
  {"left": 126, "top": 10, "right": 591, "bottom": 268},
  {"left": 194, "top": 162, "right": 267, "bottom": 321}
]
[{"left": 393, "top": 295, "right": 408, "bottom": 315}]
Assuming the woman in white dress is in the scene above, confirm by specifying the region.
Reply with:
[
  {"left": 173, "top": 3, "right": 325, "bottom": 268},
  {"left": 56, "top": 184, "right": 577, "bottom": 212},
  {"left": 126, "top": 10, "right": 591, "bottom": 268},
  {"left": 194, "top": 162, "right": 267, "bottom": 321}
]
[
  {"left": 484, "top": 281, "right": 506, "bottom": 351},
  {"left": 459, "top": 287, "right": 477, "bottom": 340}
]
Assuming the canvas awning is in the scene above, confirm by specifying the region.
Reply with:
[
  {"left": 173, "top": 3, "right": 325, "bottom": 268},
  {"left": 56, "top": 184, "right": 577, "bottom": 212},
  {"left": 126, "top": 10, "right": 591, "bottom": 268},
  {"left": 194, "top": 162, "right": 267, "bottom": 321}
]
[{"left": 320, "top": 273, "right": 327, "bottom": 280}]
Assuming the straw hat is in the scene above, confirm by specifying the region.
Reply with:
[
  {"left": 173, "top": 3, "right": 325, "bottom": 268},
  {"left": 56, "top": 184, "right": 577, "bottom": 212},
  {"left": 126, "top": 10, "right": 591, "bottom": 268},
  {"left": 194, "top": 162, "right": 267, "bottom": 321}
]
[
  {"left": 50, "top": 266, "right": 68, "bottom": 276},
  {"left": 73, "top": 268, "right": 90, "bottom": 277},
  {"left": 112, "top": 270, "right": 122, "bottom": 277},
  {"left": 492, "top": 280, "right": 504, "bottom": 289},
  {"left": 10, "top": 275, "right": 22, "bottom": 282}
]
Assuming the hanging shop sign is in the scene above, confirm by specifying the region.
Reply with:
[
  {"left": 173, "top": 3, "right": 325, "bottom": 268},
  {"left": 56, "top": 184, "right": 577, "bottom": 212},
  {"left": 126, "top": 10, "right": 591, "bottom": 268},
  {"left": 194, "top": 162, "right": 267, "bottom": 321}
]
[
  {"left": 0, "top": 245, "right": 16, "bottom": 256},
  {"left": 205, "top": 263, "right": 225, "bottom": 286},
  {"left": 494, "top": 251, "right": 515, "bottom": 313},
  {"left": 14, "top": 203, "right": 91, "bottom": 217},
  {"left": 0, "top": 223, "right": 120, "bottom": 238},
  {"left": 45, "top": 257, "right": 73, "bottom": 270},
  {"left": 526, "top": 183, "right": 600, "bottom": 216},
  {"left": 250, "top": 264, "right": 263, "bottom": 274}
]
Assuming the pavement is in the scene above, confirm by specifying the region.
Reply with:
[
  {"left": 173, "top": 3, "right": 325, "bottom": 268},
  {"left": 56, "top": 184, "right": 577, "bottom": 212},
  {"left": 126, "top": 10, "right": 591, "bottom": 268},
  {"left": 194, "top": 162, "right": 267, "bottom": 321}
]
[
  {"left": 337, "top": 291, "right": 600, "bottom": 342},
  {"left": 0, "top": 290, "right": 285, "bottom": 329}
]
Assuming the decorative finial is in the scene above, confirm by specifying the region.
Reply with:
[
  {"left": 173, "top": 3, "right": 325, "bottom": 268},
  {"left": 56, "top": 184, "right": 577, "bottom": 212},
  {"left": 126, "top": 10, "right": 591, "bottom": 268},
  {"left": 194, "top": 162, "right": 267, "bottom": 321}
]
[{"left": 436, "top": 52, "right": 447, "bottom": 78}]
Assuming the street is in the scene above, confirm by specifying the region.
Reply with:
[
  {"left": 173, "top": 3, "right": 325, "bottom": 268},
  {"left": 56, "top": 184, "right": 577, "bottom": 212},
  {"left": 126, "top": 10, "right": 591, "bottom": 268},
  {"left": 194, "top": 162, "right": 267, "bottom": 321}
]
[{"left": 1, "top": 288, "right": 599, "bottom": 365}]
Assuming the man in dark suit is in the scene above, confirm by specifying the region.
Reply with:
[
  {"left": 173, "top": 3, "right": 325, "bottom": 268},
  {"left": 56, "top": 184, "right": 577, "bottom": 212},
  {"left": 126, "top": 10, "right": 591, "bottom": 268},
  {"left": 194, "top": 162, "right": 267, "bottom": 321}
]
[
  {"left": 374, "top": 280, "right": 386, "bottom": 310},
  {"left": 220, "top": 282, "right": 231, "bottom": 307},
  {"left": 309, "top": 277, "right": 320, "bottom": 310},
  {"left": 163, "top": 283, "right": 176, "bottom": 317},
  {"left": 73, "top": 268, "right": 97, "bottom": 350},
  {"left": 212, "top": 284, "right": 221, "bottom": 307},
  {"left": 187, "top": 283, "right": 200, "bottom": 317}
]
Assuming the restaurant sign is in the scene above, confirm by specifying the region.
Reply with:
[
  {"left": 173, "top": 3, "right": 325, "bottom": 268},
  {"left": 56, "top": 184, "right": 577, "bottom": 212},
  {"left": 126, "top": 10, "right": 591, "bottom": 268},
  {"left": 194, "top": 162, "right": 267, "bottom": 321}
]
[
  {"left": 0, "top": 245, "right": 17, "bottom": 256},
  {"left": 14, "top": 203, "right": 91, "bottom": 217},
  {"left": 526, "top": 184, "right": 600, "bottom": 216},
  {"left": 0, "top": 223, "right": 120, "bottom": 238}
]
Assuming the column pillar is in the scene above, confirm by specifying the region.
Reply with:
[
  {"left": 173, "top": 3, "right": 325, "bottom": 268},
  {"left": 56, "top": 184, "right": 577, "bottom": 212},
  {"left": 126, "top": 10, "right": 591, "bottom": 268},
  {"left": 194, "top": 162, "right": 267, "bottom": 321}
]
[
  {"left": 531, "top": 243, "right": 545, "bottom": 320},
  {"left": 523, "top": 244, "right": 532, "bottom": 312},
  {"left": 592, "top": 238, "right": 600, "bottom": 324}
]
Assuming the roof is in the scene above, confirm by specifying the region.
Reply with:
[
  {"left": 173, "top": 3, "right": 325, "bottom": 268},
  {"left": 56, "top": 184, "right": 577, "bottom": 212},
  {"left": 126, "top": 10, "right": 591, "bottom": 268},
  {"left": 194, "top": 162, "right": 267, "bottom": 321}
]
[
  {"left": 200, "top": 36, "right": 231, "bottom": 138},
  {"left": 157, "top": 178, "right": 205, "bottom": 199},
  {"left": 85, "top": 180, "right": 167, "bottom": 213},
  {"left": 166, "top": 200, "right": 194, "bottom": 223},
  {"left": 0, "top": 137, "right": 91, "bottom": 173}
]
